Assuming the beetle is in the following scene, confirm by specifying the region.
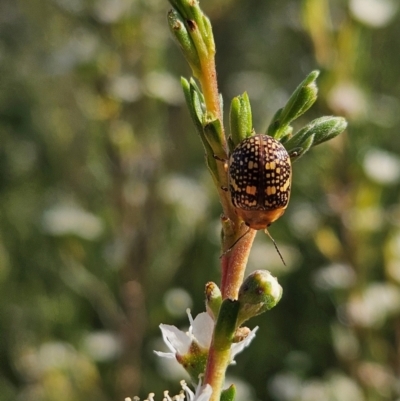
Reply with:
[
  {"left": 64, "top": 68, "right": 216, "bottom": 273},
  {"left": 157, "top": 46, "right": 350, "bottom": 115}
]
[{"left": 228, "top": 134, "right": 292, "bottom": 230}]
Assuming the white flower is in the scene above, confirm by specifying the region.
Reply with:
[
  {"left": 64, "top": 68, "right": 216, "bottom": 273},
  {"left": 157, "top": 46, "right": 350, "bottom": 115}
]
[
  {"left": 155, "top": 310, "right": 258, "bottom": 364},
  {"left": 155, "top": 311, "right": 213, "bottom": 359}
]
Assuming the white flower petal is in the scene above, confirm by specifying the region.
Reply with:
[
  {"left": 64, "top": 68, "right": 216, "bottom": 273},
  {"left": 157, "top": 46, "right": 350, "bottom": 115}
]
[
  {"left": 191, "top": 312, "right": 214, "bottom": 349},
  {"left": 194, "top": 384, "right": 213, "bottom": 401},
  {"left": 159, "top": 324, "right": 191, "bottom": 355},
  {"left": 181, "top": 380, "right": 213, "bottom": 401},
  {"left": 230, "top": 326, "right": 258, "bottom": 363},
  {"left": 153, "top": 351, "right": 175, "bottom": 359}
]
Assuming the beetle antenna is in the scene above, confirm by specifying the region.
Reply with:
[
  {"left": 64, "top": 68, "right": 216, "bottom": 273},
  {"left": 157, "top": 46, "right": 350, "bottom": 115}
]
[
  {"left": 264, "top": 228, "right": 286, "bottom": 266},
  {"left": 220, "top": 226, "right": 251, "bottom": 258}
]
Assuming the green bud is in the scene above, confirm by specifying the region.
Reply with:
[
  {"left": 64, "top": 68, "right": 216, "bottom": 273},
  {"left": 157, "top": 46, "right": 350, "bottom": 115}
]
[
  {"left": 237, "top": 270, "right": 282, "bottom": 325},
  {"left": 167, "top": 9, "right": 201, "bottom": 77},
  {"left": 205, "top": 281, "right": 222, "bottom": 320},
  {"left": 230, "top": 92, "right": 253, "bottom": 147}
]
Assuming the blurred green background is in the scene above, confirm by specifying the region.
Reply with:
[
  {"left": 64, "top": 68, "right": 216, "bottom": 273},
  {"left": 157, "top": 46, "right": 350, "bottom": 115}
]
[{"left": 1, "top": 0, "right": 400, "bottom": 400}]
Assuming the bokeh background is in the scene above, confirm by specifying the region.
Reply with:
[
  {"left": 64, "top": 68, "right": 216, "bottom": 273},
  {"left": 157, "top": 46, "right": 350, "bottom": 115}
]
[{"left": 1, "top": 0, "right": 400, "bottom": 400}]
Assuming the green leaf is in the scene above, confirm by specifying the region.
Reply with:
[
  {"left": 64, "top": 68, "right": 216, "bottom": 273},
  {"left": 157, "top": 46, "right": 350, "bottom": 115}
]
[
  {"left": 181, "top": 77, "right": 204, "bottom": 133},
  {"left": 214, "top": 299, "right": 240, "bottom": 351},
  {"left": 167, "top": 9, "right": 201, "bottom": 77},
  {"left": 288, "top": 134, "right": 315, "bottom": 162},
  {"left": 220, "top": 385, "right": 236, "bottom": 401},
  {"left": 280, "top": 70, "right": 319, "bottom": 126},
  {"left": 168, "top": 0, "right": 215, "bottom": 61},
  {"left": 312, "top": 116, "right": 348, "bottom": 145},
  {"left": 284, "top": 116, "right": 347, "bottom": 162},
  {"left": 204, "top": 118, "right": 227, "bottom": 160},
  {"left": 266, "top": 107, "right": 284, "bottom": 138},
  {"left": 168, "top": 0, "right": 198, "bottom": 21},
  {"left": 181, "top": 77, "right": 221, "bottom": 182},
  {"left": 229, "top": 92, "right": 253, "bottom": 148},
  {"left": 267, "top": 71, "right": 319, "bottom": 140},
  {"left": 227, "top": 136, "right": 235, "bottom": 154}
]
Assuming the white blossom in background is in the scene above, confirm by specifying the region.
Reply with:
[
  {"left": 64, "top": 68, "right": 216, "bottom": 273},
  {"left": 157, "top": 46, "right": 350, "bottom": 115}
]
[
  {"left": 350, "top": 0, "right": 398, "bottom": 27},
  {"left": 345, "top": 283, "right": 400, "bottom": 328},
  {"left": 41, "top": 204, "right": 104, "bottom": 240},
  {"left": 82, "top": 331, "right": 121, "bottom": 362},
  {"left": 363, "top": 148, "right": 400, "bottom": 185},
  {"left": 327, "top": 82, "right": 367, "bottom": 120},
  {"left": 107, "top": 74, "right": 141, "bottom": 103},
  {"left": 144, "top": 71, "right": 184, "bottom": 105},
  {"left": 164, "top": 288, "right": 193, "bottom": 318},
  {"left": 313, "top": 263, "right": 357, "bottom": 291},
  {"left": 158, "top": 175, "right": 209, "bottom": 227}
]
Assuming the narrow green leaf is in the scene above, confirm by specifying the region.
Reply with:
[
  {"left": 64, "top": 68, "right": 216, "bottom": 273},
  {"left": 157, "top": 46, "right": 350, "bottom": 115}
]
[
  {"left": 168, "top": 0, "right": 215, "bottom": 61},
  {"left": 288, "top": 134, "right": 315, "bottom": 162},
  {"left": 285, "top": 116, "right": 347, "bottom": 154},
  {"left": 220, "top": 385, "right": 236, "bottom": 401},
  {"left": 313, "top": 116, "right": 348, "bottom": 145},
  {"left": 181, "top": 77, "right": 203, "bottom": 132},
  {"left": 214, "top": 299, "right": 240, "bottom": 351},
  {"left": 279, "top": 129, "right": 294, "bottom": 145},
  {"left": 181, "top": 78, "right": 220, "bottom": 182},
  {"left": 284, "top": 124, "right": 314, "bottom": 150},
  {"left": 266, "top": 107, "right": 283, "bottom": 138},
  {"left": 168, "top": 0, "right": 193, "bottom": 20},
  {"left": 230, "top": 92, "right": 253, "bottom": 148},
  {"left": 167, "top": 9, "right": 201, "bottom": 76},
  {"left": 204, "top": 118, "right": 227, "bottom": 160},
  {"left": 202, "top": 14, "right": 215, "bottom": 52},
  {"left": 227, "top": 136, "right": 235, "bottom": 153},
  {"left": 279, "top": 70, "right": 319, "bottom": 127}
]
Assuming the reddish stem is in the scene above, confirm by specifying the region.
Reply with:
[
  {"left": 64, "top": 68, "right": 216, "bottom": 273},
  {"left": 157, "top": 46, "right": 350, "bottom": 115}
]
[
  {"left": 220, "top": 229, "right": 257, "bottom": 300},
  {"left": 196, "top": 35, "right": 257, "bottom": 401}
]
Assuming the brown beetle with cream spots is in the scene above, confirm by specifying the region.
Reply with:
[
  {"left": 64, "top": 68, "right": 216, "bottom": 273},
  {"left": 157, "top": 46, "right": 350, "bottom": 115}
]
[{"left": 229, "top": 134, "right": 292, "bottom": 230}]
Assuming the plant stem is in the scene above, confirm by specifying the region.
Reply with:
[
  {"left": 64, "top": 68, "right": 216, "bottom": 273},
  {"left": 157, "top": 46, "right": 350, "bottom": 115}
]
[
  {"left": 198, "top": 58, "right": 221, "bottom": 122},
  {"left": 198, "top": 55, "right": 255, "bottom": 299},
  {"left": 197, "top": 42, "right": 258, "bottom": 401},
  {"left": 220, "top": 229, "right": 257, "bottom": 299},
  {"left": 203, "top": 341, "right": 231, "bottom": 400}
]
